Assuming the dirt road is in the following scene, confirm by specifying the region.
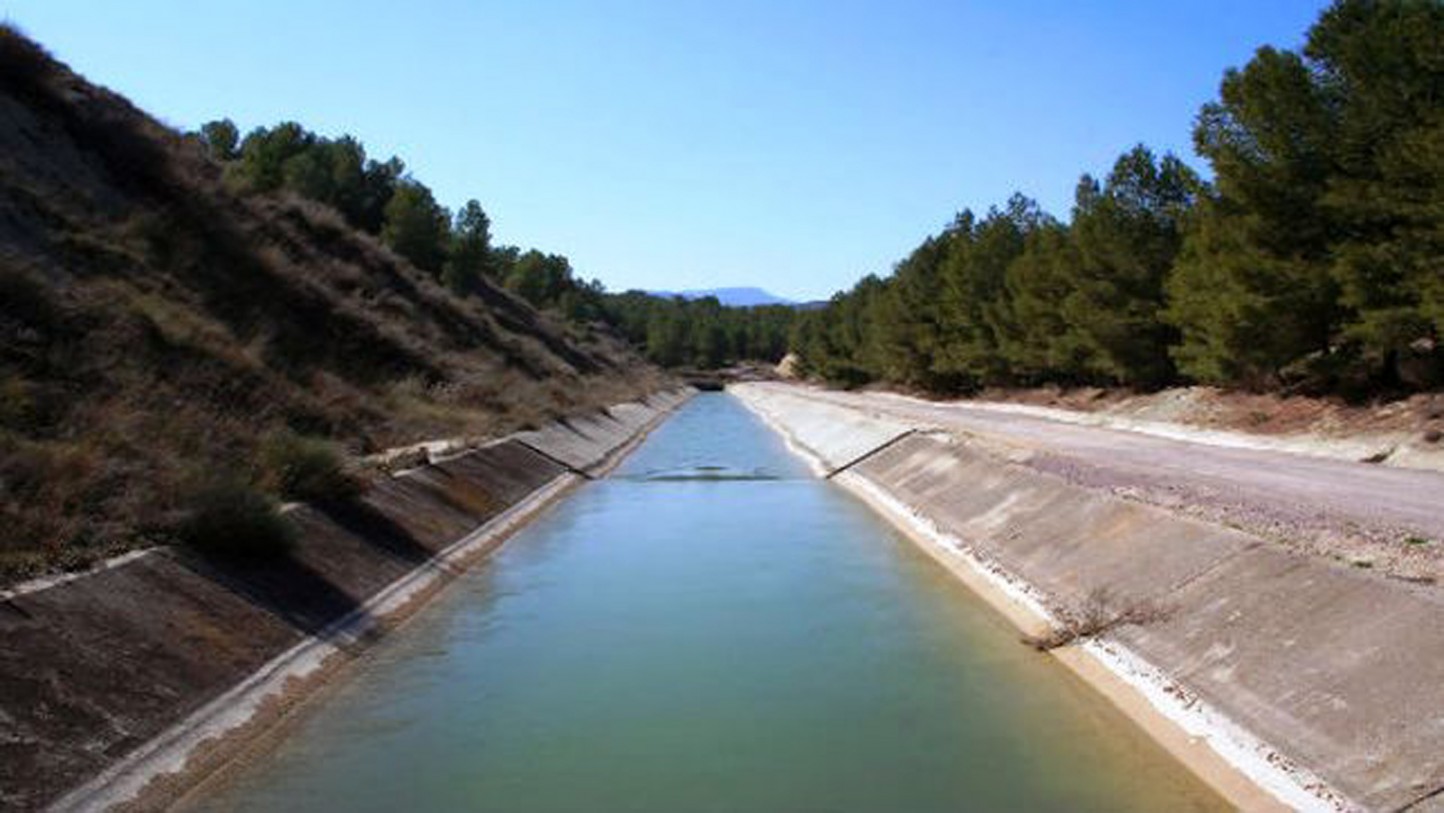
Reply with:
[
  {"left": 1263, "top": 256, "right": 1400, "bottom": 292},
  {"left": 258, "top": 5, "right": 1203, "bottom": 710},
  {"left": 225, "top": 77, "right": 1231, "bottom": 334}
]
[{"left": 762, "top": 384, "right": 1444, "bottom": 583}]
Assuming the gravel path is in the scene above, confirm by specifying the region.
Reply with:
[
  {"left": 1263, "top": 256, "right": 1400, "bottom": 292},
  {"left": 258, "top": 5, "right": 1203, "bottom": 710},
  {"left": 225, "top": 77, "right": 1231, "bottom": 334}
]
[{"left": 774, "top": 385, "right": 1444, "bottom": 584}]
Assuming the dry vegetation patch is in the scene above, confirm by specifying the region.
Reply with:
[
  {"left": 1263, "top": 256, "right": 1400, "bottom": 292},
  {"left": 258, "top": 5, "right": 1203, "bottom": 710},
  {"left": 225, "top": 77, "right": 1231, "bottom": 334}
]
[
  {"left": 0, "top": 26, "right": 670, "bottom": 582},
  {"left": 1022, "top": 588, "right": 1171, "bottom": 651}
]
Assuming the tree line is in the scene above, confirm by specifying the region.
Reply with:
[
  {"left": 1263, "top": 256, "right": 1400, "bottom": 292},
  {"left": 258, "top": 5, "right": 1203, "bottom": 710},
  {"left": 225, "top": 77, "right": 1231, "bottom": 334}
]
[
  {"left": 193, "top": 0, "right": 1440, "bottom": 391},
  {"left": 603, "top": 292, "right": 794, "bottom": 368},
  {"left": 193, "top": 118, "right": 793, "bottom": 370},
  {"left": 792, "top": 0, "right": 1443, "bottom": 397}
]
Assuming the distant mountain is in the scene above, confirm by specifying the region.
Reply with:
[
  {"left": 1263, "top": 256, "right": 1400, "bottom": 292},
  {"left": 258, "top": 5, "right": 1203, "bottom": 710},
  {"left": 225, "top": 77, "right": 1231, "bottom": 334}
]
[{"left": 651, "top": 287, "right": 794, "bottom": 307}]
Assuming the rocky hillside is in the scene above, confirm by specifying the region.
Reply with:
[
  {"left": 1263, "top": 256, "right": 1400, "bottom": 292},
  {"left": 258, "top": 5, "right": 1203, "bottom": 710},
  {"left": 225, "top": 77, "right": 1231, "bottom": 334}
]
[{"left": 0, "top": 28, "right": 668, "bottom": 580}]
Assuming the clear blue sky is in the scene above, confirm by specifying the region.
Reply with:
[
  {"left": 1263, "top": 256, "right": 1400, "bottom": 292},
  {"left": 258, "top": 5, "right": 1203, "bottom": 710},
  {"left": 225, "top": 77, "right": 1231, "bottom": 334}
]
[{"left": 4, "top": 1, "right": 1328, "bottom": 301}]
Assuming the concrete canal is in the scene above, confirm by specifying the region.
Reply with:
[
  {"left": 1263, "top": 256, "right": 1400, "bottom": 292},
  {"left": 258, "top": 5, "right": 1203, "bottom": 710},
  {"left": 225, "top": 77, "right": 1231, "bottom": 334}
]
[{"left": 183, "top": 393, "right": 1223, "bottom": 812}]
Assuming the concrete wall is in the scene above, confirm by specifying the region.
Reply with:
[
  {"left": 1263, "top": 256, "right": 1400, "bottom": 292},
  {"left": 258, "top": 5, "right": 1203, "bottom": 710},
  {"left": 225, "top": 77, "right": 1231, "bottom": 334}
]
[
  {"left": 735, "top": 385, "right": 914, "bottom": 473},
  {"left": 514, "top": 389, "right": 691, "bottom": 474},
  {"left": 0, "top": 387, "right": 691, "bottom": 812},
  {"left": 733, "top": 382, "right": 1444, "bottom": 813}
]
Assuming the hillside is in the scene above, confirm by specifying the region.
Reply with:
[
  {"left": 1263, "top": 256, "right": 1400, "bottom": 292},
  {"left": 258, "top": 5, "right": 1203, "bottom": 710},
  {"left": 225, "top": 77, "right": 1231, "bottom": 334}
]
[{"left": 0, "top": 28, "right": 668, "bottom": 581}]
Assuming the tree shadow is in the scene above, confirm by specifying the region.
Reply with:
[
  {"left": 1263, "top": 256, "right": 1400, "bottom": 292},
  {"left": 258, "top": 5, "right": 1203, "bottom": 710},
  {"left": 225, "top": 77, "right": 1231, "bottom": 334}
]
[
  {"left": 311, "top": 497, "right": 436, "bottom": 566},
  {"left": 179, "top": 551, "right": 374, "bottom": 646}
]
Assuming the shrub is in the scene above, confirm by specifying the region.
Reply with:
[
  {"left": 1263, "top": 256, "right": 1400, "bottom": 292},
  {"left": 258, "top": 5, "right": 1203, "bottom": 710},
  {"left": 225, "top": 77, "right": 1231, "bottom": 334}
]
[
  {"left": 178, "top": 480, "right": 294, "bottom": 559},
  {"left": 0, "top": 25, "right": 58, "bottom": 101},
  {"left": 260, "top": 430, "right": 361, "bottom": 503},
  {"left": 0, "top": 376, "right": 35, "bottom": 431},
  {"left": 1022, "top": 588, "right": 1169, "bottom": 651}
]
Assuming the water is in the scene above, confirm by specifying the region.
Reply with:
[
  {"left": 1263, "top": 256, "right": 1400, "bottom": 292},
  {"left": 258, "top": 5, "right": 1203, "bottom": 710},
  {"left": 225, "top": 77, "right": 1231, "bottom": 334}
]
[{"left": 186, "top": 393, "right": 1224, "bottom": 812}]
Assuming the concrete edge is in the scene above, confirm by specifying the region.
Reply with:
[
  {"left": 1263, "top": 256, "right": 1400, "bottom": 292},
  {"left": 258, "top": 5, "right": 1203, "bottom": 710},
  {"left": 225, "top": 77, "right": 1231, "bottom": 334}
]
[
  {"left": 46, "top": 385, "right": 694, "bottom": 812},
  {"left": 866, "top": 390, "right": 1439, "bottom": 472},
  {"left": 731, "top": 386, "right": 1355, "bottom": 813},
  {"left": 6, "top": 386, "right": 694, "bottom": 604},
  {"left": 50, "top": 473, "right": 580, "bottom": 813},
  {"left": 836, "top": 471, "right": 1345, "bottom": 813}
]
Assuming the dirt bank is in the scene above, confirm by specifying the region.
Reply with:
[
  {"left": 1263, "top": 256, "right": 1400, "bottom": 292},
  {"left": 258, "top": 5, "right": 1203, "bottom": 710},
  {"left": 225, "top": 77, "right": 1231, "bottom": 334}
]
[{"left": 0, "top": 388, "right": 691, "bottom": 812}]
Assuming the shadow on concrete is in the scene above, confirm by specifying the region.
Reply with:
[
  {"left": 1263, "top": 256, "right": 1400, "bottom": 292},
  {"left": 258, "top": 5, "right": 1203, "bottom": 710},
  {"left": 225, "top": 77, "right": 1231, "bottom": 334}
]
[
  {"left": 313, "top": 497, "right": 437, "bottom": 566},
  {"left": 180, "top": 552, "right": 373, "bottom": 646}
]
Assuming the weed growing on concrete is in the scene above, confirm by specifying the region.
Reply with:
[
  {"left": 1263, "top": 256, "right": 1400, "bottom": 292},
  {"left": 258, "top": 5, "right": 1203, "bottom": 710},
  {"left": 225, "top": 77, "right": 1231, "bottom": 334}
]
[
  {"left": 178, "top": 479, "right": 295, "bottom": 559},
  {"left": 1022, "top": 588, "right": 1170, "bottom": 651},
  {"left": 260, "top": 431, "right": 361, "bottom": 503}
]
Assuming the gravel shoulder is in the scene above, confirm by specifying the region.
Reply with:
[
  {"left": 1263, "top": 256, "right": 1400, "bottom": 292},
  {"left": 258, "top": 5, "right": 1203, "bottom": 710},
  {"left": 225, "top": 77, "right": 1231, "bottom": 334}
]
[{"left": 784, "top": 385, "right": 1444, "bottom": 584}]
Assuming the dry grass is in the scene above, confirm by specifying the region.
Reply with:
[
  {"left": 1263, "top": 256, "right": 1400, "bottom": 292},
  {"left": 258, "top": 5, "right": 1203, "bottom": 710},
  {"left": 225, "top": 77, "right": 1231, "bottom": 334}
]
[
  {"left": 258, "top": 431, "right": 363, "bottom": 503},
  {"left": 0, "top": 26, "right": 671, "bottom": 582},
  {"left": 177, "top": 479, "right": 295, "bottom": 560},
  {"left": 1022, "top": 588, "right": 1171, "bottom": 651}
]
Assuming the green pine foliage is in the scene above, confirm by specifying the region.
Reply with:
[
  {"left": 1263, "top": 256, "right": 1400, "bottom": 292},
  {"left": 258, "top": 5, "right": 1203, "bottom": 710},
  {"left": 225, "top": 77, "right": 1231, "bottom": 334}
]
[
  {"left": 194, "top": 120, "right": 795, "bottom": 371},
  {"left": 381, "top": 181, "right": 450, "bottom": 273},
  {"left": 792, "top": 0, "right": 1443, "bottom": 397},
  {"left": 191, "top": 1, "right": 1439, "bottom": 391},
  {"left": 606, "top": 292, "right": 794, "bottom": 370}
]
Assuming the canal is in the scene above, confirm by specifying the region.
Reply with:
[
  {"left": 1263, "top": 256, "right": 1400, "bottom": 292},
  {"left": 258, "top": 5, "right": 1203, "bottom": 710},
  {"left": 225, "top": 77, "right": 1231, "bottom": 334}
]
[{"left": 184, "top": 393, "right": 1223, "bottom": 812}]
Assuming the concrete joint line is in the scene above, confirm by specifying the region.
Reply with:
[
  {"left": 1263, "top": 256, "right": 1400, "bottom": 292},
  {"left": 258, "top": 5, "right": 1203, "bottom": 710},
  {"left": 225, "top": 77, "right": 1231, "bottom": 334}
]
[
  {"left": 1158, "top": 541, "right": 1255, "bottom": 601},
  {"left": 1395, "top": 780, "right": 1444, "bottom": 812},
  {"left": 514, "top": 439, "right": 596, "bottom": 480},
  {"left": 825, "top": 429, "right": 918, "bottom": 479}
]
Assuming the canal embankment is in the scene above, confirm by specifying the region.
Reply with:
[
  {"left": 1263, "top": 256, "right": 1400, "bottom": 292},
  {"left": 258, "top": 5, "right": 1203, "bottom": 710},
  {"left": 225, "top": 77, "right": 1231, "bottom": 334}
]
[
  {"left": 174, "top": 391, "right": 1226, "bottom": 813},
  {"left": 732, "top": 381, "right": 1444, "bottom": 813},
  {"left": 0, "top": 387, "right": 692, "bottom": 812}
]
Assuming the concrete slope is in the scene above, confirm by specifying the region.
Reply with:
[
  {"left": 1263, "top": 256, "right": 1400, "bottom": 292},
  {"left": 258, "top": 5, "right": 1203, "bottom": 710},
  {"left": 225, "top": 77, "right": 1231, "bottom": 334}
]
[
  {"left": 803, "top": 387, "right": 1444, "bottom": 532},
  {"left": 0, "top": 387, "right": 692, "bottom": 812},
  {"left": 514, "top": 389, "right": 692, "bottom": 474},
  {"left": 767, "top": 384, "right": 1444, "bottom": 583},
  {"left": 731, "top": 385, "right": 915, "bottom": 473},
  {"left": 733, "top": 382, "right": 1444, "bottom": 812}
]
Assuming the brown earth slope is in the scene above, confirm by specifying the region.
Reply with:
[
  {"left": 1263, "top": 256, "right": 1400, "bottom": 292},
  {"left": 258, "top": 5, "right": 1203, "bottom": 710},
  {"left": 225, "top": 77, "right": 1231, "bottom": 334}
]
[{"left": 0, "top": 29, "right": 668, "bottom": 580}]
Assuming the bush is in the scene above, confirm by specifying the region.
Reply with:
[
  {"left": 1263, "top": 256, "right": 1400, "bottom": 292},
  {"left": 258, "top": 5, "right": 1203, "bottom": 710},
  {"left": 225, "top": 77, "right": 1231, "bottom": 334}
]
[
  {"left": 0, "top": 377, "right": 35, "bottom": 431},
  {"left": 260, "top": 430, "right": 361, "bottom": 503},
  {"left": 0, "top": 25, "right": 59, "bottom": 100},
  {"left": 1022, "top": 588, "right": 1169, "bottom": 651},
  {"left": 178, "top": 480, "right": 294, "bottom": 559}
]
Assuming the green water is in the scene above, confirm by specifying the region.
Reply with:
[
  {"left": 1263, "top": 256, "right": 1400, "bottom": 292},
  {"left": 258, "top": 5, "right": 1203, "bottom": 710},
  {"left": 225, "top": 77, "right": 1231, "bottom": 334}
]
[{"left": 186, "top": 393, "right": 1224, "bottom": 812}]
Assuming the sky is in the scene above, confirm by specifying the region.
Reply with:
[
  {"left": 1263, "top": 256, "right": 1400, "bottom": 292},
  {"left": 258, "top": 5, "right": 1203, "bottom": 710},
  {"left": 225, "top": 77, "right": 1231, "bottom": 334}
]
[{"left": 3, "top": 1, "right": 1330, "bottom": 301}]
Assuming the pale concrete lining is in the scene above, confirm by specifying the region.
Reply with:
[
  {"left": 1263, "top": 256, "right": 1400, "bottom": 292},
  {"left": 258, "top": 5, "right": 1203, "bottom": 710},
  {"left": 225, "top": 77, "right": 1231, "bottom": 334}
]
[
  {"left": 732, "top": 382, "right": 1444, "bottom": 812},
  {"left": 514, "top": 388, "right": 692, "bottom": 474},
  {"left": 734, "top": 384, "right": 916, "bottom": 472},
  {"left": 1115, "top": 547, "right": 1444, "bottom": 811},
  {"left": 832, "top": 468, "right": 1318, "bottom": 812},
  {"left": 854, "top": 433, "right": 1258, "bottom": 616}
]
